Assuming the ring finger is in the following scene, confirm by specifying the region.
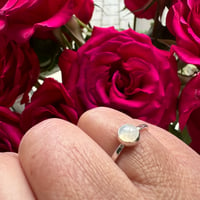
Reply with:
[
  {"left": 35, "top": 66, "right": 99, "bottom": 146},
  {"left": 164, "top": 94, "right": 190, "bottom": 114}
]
[{"left": 77, "top": 107, "right": 183, "bottom": 195}]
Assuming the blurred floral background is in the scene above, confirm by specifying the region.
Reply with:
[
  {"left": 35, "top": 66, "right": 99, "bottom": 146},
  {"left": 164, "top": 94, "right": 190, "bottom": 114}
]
[{"left": 0, "top": 0, "right": 200, "bottom": 153}]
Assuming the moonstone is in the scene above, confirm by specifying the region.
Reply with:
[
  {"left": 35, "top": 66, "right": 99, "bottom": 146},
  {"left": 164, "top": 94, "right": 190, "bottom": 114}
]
[{"left": 118, "top": 124, "right": 140, "bottom": 146}]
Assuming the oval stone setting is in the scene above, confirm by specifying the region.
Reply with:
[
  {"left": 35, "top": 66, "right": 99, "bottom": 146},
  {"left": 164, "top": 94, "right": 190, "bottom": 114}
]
[{"left": 118, "top": 124, "right": 140, "bottom": 146}]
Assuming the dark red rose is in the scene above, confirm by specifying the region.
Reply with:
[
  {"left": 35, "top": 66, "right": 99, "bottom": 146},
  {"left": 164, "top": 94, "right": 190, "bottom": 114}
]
[
  {"left": 0, "top": 106, "right": 23, "bottom": 152},
  {"left": 125, "top": 0, "right": 175, "bottom": 19},
  {"left": 0, "top": 36, "right": 40, "bottom": 107},
  {"left": 167, "top": 0, "right": 200, "bottom": 65},
  {"left": 73, "top": 0, "right": 94, "bottom": 24},
  {"left": 179, "top": 73, "right": 200, "bottom": 153},
  {"left": 124, "top": 0, "right": 158, "bottom": 19},
  {"left": 59, "top": 27, "right": 180, "bottom": 129},
  {"left": 20, "top": 78, "right": 79, "bottom": 132},
  {"left": 0, "top": 0, "right": 94, "bottom": 42}
]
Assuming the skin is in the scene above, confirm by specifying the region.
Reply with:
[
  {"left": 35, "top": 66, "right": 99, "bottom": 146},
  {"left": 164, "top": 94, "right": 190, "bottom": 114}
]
[{"left": 0, "top": 107, "right": 200, "bottom": 200}]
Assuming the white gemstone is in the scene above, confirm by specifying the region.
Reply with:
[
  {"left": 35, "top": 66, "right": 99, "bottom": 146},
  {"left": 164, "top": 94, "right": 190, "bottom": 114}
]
[{"left": 118, "top": 124, "right": 140, "bottom": 146}]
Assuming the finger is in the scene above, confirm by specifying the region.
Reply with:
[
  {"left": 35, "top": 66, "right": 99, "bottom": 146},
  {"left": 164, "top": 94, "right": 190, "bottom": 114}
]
[
  {"left": 0, "top": 153, "right": 35, "bottom": 200},
  {"left": 78, "top": 107, "right": 197, "bottom": 157},
  {"left": 77, "top": 107, "right": 184, "bottom": 186},
  {"left": 78, "top": 107, "right": 200, "bottom": 171},
  {"left": 19, "top": 119, "right": 142, "bottom": 200}
]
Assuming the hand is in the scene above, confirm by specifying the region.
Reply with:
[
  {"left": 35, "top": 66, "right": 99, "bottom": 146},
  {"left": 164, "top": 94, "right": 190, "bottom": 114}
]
[{"left": 1, "top": 107, "right": 200, "bottom": 199}]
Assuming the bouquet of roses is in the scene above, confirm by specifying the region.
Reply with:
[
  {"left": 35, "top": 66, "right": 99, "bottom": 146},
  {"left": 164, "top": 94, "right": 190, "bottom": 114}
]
[{"left": 0, "top": 0, "right": 199, "bottom": 154}]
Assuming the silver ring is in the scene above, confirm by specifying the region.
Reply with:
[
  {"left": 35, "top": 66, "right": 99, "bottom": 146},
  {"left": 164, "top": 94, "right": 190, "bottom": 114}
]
[{"left": 112, "top": 124, "right": 148, "bottom": 162}]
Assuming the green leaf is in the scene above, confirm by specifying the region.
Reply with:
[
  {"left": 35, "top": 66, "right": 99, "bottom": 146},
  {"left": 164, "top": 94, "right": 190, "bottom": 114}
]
[
  {"left": 30, "top": 37, "right": 61, "bottom": 74},
  {"left": 168, "top": 123, "right": 191, "bottom": 145},
  {"left": 30, "top": 38, "right": 60, "bottom": 64}
]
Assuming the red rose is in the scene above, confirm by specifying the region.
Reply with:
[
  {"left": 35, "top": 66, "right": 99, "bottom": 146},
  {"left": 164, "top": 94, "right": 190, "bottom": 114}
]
[
  {"left": 20, "top": 78, "right": 79, "bottom": 132},
  {"left": 0, "top": 106, "right": 23, "bottom": 152},
  {"left": 59, "top": 27, "right": 180, "bottom": 129},
  {"left": 179, "top": 73, "right": 200, "bottom": 153},
  {"left": 167, "top": 0, "right": 200, "bottom": 65},
  {"left": 124, "top": 0, "right": 158, "bottom": 19},
  {"left": 73, "top": 0, "right": 94, "bottom": 24},
  {"left": 0, "top": 37, "right": 40, "bottom": 107},
  {"left": 0, "top": 0, "right": 94, "bottom": 42}
]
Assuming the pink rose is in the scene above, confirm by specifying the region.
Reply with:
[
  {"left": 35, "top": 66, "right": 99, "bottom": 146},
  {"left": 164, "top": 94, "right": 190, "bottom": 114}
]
[
  {"left": 0, "top": 36, "right": 40, "bottom": 107},
  {"left": 179, "top": 73, "right": 200, "bottom": 153},
  {"left": 59, "top": 27, "right": 180, "bottom": 129},
  {"left": 167, "top": 0, "right": 200, "bottom": 65},
  {"left": 20, "top": 78, "right": 79, "bottom": 132},
  {"left": 0, "top": 0, "right": 94, "bottom": 42},
  {"left": 0, "top": 106, "right": 23, "bottom": 152},
  {"left": 124, "top": 0, "right": 158, "bottom": 19}
]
